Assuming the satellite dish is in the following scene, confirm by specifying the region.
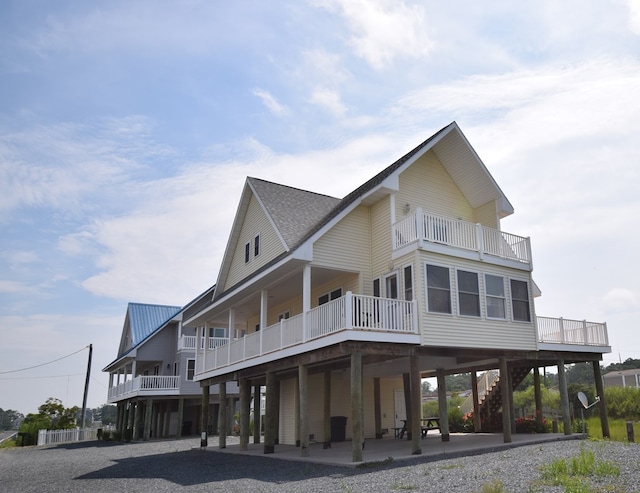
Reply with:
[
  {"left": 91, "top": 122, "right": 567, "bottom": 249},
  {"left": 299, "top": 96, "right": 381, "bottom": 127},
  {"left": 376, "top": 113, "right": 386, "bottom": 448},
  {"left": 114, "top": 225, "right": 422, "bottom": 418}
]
[{"left": 577, "top": 391, "right": 589, "bottom": 409}]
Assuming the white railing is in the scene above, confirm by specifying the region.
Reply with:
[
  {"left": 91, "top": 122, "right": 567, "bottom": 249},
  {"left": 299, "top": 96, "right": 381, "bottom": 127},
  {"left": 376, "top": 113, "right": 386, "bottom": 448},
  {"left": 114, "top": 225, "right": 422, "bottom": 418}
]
[
  {"left": 108, "top": 375, "right": 180, "bottom": 400},
  {"left": 178, "top": 335, "right": 228, "bottom": 351},
  {"left": 393, "top": 209, "right": 532, "bottom": 266},
  {"left": 197, "top": 292, "right": 417, "bottom": 373},
  {"left": 37, "top": 426, "right": 110, "bottom": 446},
  {"left": 460, "top": 370, "right": 500, "bottom": 415},
  {"left": 537, "top": 317, "right": 609, "bottom": 347}
]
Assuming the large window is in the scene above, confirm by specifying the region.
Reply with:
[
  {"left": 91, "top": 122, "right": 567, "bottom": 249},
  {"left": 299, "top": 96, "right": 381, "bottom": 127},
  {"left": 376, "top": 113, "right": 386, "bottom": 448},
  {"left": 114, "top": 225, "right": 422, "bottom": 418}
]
[
  {"left": 319, "top": 288, "right": 342, "bottom": 305},
  {"left": 510, "top": 279, "right": 531, "bottom": 322},
  {"left": 485, "top": 274, "right": 506, "bottom": 319},
  {"left": 457, "top": 270, "right": 480, "bottom": 317},
  {"left": 426, "top": 264, "right": 451, "bottom": 313},
  {"left": 186, "top": 359, "right": 195, "bottom": 381}
]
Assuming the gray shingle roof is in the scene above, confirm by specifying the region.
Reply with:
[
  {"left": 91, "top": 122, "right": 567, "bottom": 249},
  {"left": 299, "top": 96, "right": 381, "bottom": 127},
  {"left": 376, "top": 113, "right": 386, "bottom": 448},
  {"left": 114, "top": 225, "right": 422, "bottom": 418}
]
[{"left": 248, "top": 177, "right": 340, "bottom": 249}]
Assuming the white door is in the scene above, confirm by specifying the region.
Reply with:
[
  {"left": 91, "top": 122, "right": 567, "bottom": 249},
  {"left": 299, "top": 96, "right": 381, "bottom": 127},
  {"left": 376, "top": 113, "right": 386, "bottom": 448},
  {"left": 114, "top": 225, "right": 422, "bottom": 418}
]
[{"left": 394, "top": 389, "right": 406, "bottom": 429}]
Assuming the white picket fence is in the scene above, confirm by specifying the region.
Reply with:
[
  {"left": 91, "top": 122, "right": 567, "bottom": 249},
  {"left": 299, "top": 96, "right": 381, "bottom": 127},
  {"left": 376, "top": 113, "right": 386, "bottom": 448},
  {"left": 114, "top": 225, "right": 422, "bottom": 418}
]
[{"left": 37, "top": 426, "right": 110, "bottom": 446}]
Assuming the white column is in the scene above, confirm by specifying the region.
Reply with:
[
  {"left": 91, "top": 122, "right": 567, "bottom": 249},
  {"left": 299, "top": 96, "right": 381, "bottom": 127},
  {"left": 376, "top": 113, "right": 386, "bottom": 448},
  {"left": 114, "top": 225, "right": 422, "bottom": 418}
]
[
  {"left": 228, "top": 308, "right": 235, "bottom": 362},
  {"left": 390, "top": 193, "right": 396, "bottom": 250},
  {"left": 302, "top": 265, "right": 311, "bottom": 341},
  {"left": 203, "top": 322, "right": 209, "bottom": 371},
  {"left": 131, "top": 360, "right": 137, "bottom": 379},
  {"left": 260, "top": 289, "right": 268, "bottom": 354}
]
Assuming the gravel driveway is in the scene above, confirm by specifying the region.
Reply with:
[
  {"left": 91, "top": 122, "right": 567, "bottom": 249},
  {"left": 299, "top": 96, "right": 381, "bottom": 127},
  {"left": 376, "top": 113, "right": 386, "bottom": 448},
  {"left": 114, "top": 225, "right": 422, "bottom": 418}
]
[{"left": 1, "top": 437, "right": 639, "bottom": 492}]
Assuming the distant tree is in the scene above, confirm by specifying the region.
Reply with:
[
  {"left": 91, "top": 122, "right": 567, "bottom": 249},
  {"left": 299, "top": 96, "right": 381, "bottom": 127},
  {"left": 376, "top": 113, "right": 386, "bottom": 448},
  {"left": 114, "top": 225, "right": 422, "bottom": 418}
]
[
  {"left": 444, "top": 373, "right": 471, "bottom": 392},
  {"left": 0, "top": 408, "right": 24, "bottom": 430},
  {"left": 421, "top": 380, "right": 432, "bottom": 395},
  {"left": 604, "top": 358, "right": 640, "bottom": 373},
  {"left": 565, "top": 363, "right": 597, "bottom": 386},
  {"left": 38, "top": 397, "right": 79, "bottom": 429},
  {"left": 92, "top": 404, "right": 117, "bottom": 425}
]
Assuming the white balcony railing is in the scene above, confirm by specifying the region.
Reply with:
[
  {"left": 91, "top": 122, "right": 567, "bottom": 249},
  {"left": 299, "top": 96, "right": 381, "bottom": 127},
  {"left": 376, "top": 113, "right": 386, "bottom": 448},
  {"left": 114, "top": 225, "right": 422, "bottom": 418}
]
[
  {"left": 197, "top": 292, "right": 417, "bottom": 374},
  {"left": 108, "top": 375, "right": 180, "bottom": 401},
  {"left": 178, "top": 335, "right": 228, "bottom": 351},
  {"left": 393, "top": 209, "right": 532, "bottom": 266},
  {"left": 537, "top": 317, "right": 609, "bottom": 347}
]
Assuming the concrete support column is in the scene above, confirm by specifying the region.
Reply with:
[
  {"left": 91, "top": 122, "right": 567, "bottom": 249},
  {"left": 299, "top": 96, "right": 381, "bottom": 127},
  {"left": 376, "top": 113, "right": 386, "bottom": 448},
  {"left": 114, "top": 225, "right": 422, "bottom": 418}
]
[
  {"left": 239, "top": 379, "right": 250, "bottom": 451},
  {"left": 534, "top": 368, "right": 543, "bottom": 428},
  {"left": 402, "top": 373, "right": 412, "bottom": 440},
  {"left": 218, "top": 382, "right": 227, "bottom": 448},
  {"left": 409, "top": 353, "right": 422, "bottom": 455},
  {"left": 253, "top": 385, "right": 261, "bottom": 444},
  {"left": 176, "top": 398, "right": 184, "bottom": 439},
  {"left": 299, "top": 365, "right": 309, "bottom": 457},
  {"left": 128, "top": 401, "right": 136, "bottom": 440},
  {"left": 201, "top": 385, "right": 210, "bottom": 441},
  {"left": 323, "top": 371, "right": 331, "bottom": 448},
  {"left": 133, "top": 401, "right": 141, "bottom": 440},
  {"left": 436, "top": 369, "right": 450, "bottom": 442},
  {"left": 557, "top": 360, "right": 571, "bottom": 435},
  {"left": 351, "top": 352, "right": 363, "bottom": 463},
  {"left": 593, "top": 361, "right": 610, "bottom": 438},
  {"left": 264, "top": 371, "right": 277, "bottom": 454},
  {"left": 374, "top": 377, "right": 382, "bottom": 439},
  {"left": 499, "top": 358, "right": 512, "bottom": 443},
  {"left": 143, "top": 399, "right": 153, "bottom": 441},
  {"left": 471, "top": 370, "right": 481, "bottom": 432}
]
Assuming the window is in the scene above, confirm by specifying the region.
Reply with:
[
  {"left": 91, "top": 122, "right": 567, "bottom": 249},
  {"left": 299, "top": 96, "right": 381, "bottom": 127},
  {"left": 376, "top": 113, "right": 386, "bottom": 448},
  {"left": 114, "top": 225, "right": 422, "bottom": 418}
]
[
  {"left": 485, "top": 274, "right": 506, "bottom": 319},
  {"left": 403, "top": 266, "right": 413, "bottom": 301},
  {"left": 254, "top": 235, "right": 260, "bottom": 257},
  {"left": 173, "top": 362, "right": 178, "bottom": 376},
  {"left": 319, "top": 288, "right": 342, "bottom": 305},
  {"left": 373, "top": 279, "right": 381, "bottom": 297},
  {"left": 153, "top": 364, "right": 160, "bottom": 376},
  {"left": 426, "top": 264, "right": 451, "bottom": 313},
  {"left": 186, "top": 359, "right": 195, "bottom": 381},
  {"left": 244, "top": 242, "right": 250, "bottom": 263},
  {"left": 510, "top": 280, "right": 531, "bottom": 322},
  {"left": 385, "top": 274, "right": 398, "bottom": 299},
  {"left": 457, "top": 270, "right": 480, "bottom": 317},
  {"left": 255, "top": 323, "right": 260, "bottom": 332},
  {"left": 209, "top": 327, "right": 226, "bottom": 338},
  {"left": 278, "top": 311, "right": 290, "bottom": 321}
]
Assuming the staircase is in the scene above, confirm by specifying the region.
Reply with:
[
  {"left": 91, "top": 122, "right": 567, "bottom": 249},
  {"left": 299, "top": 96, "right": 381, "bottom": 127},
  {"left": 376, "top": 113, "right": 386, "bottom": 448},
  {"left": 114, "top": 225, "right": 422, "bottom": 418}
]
[{"left": 461, "top": 366, "right": 532, "bottom": 432}]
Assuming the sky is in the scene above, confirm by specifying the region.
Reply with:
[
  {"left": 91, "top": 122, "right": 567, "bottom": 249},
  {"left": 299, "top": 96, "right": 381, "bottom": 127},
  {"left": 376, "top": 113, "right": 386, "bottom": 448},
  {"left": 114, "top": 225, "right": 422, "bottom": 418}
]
[{"left": 1, "top": 0, "right": 639, "bottom": 416}]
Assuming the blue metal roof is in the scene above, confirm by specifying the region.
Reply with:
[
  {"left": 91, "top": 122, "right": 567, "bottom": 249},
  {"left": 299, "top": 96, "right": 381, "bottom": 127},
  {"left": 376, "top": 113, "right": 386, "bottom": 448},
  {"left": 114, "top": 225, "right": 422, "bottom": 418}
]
[{"left": 127, "top": 302, "right": 182, "bottom": 346}]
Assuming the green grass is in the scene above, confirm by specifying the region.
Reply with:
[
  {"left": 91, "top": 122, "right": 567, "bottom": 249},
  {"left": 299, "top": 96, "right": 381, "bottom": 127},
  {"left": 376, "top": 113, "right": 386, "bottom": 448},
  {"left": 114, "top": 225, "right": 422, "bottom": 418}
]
[
  {"left": 585, "top": 416, "right": 640, "bottom": 442},
  {"left": 539, "top": 446, "right": 619, "bottom": 493},
  {"left": 0, "top": 438, "right": 17, "bottom": 449}
]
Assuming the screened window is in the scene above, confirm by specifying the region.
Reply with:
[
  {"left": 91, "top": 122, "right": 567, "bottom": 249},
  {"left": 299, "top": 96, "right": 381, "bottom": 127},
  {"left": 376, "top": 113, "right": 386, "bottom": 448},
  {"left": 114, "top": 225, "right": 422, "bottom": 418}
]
[
  {"left": 186, "top": 359, "right": 196, "bottom": 381},
  {"left": 403, "top": 266, "right": 413, "bottom": 301},
  {"left": 426, "top": 264, "right": 451, "bottom": 313},
  {"left": 485, "top": 274, "right": 506, "bottom": 319},
  {"left": 457, "top": 270, "right": 480, "bottom": 317},
  {"left": 319, "top": 288, "right": 342, "bottom": 305},
  {"left": 510, "top": 279, "right": 531, "bottom": 322}
]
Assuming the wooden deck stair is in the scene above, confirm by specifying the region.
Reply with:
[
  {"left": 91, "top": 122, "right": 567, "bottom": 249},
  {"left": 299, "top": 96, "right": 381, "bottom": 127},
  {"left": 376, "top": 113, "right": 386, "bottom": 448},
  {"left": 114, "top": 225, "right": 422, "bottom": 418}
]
[{"left": 478, "top": 366, "right": 532, "bottom": 431}]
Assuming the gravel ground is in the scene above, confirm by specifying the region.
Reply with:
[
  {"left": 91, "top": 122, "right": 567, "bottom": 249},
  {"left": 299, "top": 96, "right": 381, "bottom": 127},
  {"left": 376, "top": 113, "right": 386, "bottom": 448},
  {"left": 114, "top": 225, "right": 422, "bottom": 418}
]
[{"left": 1, "top": 437, "right": 639, "bottom": 492}]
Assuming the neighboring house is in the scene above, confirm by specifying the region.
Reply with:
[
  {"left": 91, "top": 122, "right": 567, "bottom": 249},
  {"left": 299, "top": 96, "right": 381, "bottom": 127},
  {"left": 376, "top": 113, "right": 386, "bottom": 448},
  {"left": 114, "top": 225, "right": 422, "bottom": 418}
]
[
  {"left": 603, "top": 369, "right": 640, "bottom": 388},
  {"left": 183, "top": 121, "right": 611, "bottom": 461},
  {"left": 103, "top": 289, "right": 239, "bottom": 440}
]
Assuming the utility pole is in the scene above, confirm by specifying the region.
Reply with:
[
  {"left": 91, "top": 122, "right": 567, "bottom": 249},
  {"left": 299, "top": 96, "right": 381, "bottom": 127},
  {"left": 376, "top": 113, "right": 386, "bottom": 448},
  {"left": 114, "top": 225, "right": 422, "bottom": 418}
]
[{"left": 81, "top": 344, "right": 93, "bottom": 430}]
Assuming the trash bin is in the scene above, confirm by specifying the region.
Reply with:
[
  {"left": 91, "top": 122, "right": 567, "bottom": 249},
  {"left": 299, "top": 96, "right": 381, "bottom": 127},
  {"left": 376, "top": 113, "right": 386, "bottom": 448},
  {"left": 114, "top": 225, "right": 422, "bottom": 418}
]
[{"left": 330, "top": 416, "right": 347, "bottom": 442}]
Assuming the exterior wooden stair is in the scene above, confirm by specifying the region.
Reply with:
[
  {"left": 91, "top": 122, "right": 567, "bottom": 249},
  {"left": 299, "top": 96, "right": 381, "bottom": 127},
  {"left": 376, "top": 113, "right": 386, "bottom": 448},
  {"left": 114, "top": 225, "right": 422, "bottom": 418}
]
[{"left": 477, "top": 365, "right": 532, "bottom": 432}]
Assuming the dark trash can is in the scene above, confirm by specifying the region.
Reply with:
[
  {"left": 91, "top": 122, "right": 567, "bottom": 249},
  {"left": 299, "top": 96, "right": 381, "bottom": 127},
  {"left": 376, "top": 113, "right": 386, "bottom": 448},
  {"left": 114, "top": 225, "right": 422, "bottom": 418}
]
[{"left": 330, "top": 416, "right": 347, "bottom": 442}]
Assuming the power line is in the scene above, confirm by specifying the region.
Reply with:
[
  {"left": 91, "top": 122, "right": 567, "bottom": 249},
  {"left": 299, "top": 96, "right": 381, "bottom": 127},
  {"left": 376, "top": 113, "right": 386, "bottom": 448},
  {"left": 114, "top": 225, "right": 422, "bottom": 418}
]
[
  {"left": 0, "top": 346, "right": 89, "bottom": 374},
  {"left": 0, "top": 373, "right": 84, "bottom": 380}
]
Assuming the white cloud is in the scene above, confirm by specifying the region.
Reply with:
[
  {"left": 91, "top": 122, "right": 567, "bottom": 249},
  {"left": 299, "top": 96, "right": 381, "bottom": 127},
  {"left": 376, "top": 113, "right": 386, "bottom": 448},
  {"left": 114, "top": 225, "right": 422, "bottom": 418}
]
[
  {"left": 310, "top": 88, "right": 347, "bottom": 117},
  {"left": 252, "top": 89, "right": 289, "bottom": 116},
  {"left": 625, "top": 0, "right": 640, "bottom": 34},
  {"left": 315, "top": 0, "right": 432, "bottom": 69},
  {"left": 603, "top": 288, "right": 639, "bottom": 313}
]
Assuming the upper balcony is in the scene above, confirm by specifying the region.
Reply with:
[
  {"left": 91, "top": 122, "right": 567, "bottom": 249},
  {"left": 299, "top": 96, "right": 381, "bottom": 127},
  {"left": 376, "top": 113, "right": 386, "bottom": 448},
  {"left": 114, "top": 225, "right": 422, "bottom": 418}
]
[
  {"left": 393, "top": 209, "right": 532, "bottom": 270},
  {"left": 537, "top": 316, "right": 610, "bottom": 352},
  {"left": 195, "top": 292, "right": 419, "bottom": 379},
  {"left": 107, "top": 375, "right": 180, "bottom": 403}
]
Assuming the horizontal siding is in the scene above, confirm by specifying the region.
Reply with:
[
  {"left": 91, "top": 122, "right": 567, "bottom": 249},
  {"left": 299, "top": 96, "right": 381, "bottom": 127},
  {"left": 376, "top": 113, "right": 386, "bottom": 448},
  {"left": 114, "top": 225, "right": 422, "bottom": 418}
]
[
  {"left": 473, "top": 200, "right": 499, "bottom": 229},
  {"left": 224, "top": 194, "right": 286, "bottom": 291},
  {"left": 397, "top": 150, "right": 474, "bottom": 222},
  {"left": 417, "top": 252, "right": 537, "bottom": 350},
  {"left": 371, "top": 196, "right": 392, "bottom": 282}
]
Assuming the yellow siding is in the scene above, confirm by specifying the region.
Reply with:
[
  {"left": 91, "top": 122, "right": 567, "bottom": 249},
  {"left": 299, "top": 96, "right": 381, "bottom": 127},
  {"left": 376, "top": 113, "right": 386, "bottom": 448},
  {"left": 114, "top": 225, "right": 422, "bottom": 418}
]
[
  {"left": 474, "top": 200, "right": 499, "bottom": 229},
  {"left": 397, "top": 150, "right": 473, "bottom": 222},
  {"left": 224, "top": 194, "right": 286, "bottom": 291},
  {"left": 418, "top": 252, "right": 537, "bottom": 350},
  {"left": 371, "top": 196, "right": 392, "bottom": 281}
]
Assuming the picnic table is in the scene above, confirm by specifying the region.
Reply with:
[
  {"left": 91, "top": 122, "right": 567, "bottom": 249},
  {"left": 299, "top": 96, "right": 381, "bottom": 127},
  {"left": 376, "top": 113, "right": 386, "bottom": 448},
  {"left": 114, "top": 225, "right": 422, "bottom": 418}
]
[{"left": 393, "top": 417, "right": 441, "bottom": 439}]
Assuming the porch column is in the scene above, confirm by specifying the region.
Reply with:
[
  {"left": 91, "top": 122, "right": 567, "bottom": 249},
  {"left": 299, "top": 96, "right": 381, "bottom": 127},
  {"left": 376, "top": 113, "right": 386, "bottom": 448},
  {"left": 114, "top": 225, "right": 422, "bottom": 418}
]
[
  {"left": 351, "top": 352, "right": 363, "bottom": 462},
  {"left": 201, "top": 384, "right": 210, "bottom": 443},
  {"left": 557, "top": 360, "right": 571, "bottom": 435},
  {"left": 143, "top": 399, "right": 153, "bottom": 441},
  {"left": 239, "top": 378, "right": 250, "bottom": 451},
  {"left": 109, "top": 373, "right": 114, "bottom": 389},
  {"left": 253, "top": 385, "right": 261, "bottom": 444},
  {"left": 218, "top": 382, "right": 227, "bottom": 448},
  {"left": 409, "top": 353, "right": 422, "bottom": 455},
  {"left": 374, "top": 377, "right": 382, "bottom": 439},
  {"left": 323, "top": 371, "right": 332, "bottom": 448},
  {"left": 228, "top": 309, "right": 235, "bottom": 361},
  {"left": 302, "top": 265, "right": 311, "bottom": 340},
  {"left": 534, "top": 368, "right": 543, "bottom": 428},
  {"left": 132, "top": 401, "right": 141, "bottom": 440},
  {"left": 593, "top": 361, "right": 610, "bottom": 438},
  {"left": 508, "top": 368, "right": 515, "bottom": 434},
  {"left": 176, "top": 398, "right": 184, "bottom": 439},
  {"left": 295, "top": 375, "right": 300, "bottom": 447},
  {"left": 131, "top": 360, "right": 137, "bottom": 379},
  {"left": 471, "top": 370, "right": 481, "bottom": 432},
  {"left": 128, "top": 401, "right": 136, "bottom": 440},
  {"left": 499, "top": 358, "right": 512, "bottom": 443},
  {"left": 402, "top": 373, "right": 412, "bottom": 440},
  {"left": 264, "top": 371, "right": 277, "bottom": 454},
  {"left": 274, "top": 377, "right": 281, "bottom": 445},
  {"left": 299, "top": 364, "right": 309, "bottom": 457},
  {"left": 436, "top": 369, "right": 450, "bottom": 442},
  {"left": 163, "top": 402, "right": 171, "bottom": 438},
  {"left": 158, "top": 405, "right": 165, "bottom": 438}
]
